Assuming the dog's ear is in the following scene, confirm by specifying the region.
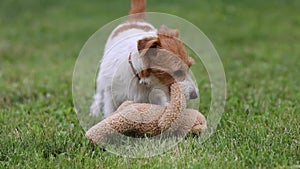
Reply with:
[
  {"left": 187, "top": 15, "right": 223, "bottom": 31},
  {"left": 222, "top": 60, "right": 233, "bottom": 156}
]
[
  {"left": 158, "top": 25, "right": 179, "bottom": 38},
  {"left": 137, "top": 37, "right": 160, "bottom": 65},
  {"left": 138, "top": 37, "right": 160, "bottom": 54},
  {"left": 137, "top": 37, "right": 160, "bottom": 85}
]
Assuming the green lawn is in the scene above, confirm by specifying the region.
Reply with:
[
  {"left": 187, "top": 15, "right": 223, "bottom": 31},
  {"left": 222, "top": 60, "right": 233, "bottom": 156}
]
[{"left": 1, "top": 0, "right": 299, "bottom": 168}]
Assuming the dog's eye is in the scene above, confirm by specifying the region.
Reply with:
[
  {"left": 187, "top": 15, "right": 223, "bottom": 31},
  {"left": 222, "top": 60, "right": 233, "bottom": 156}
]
[{"left": 173, "top": 70, "right": 184, "bottom": 77}]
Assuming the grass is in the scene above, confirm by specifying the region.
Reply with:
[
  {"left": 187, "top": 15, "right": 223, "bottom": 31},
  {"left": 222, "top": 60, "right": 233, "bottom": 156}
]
[{"left": 0, "top": 0, "right": 299, "bottom": 168}]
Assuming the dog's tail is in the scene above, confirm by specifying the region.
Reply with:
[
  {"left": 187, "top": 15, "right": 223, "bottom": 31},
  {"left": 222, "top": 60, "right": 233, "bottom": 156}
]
[{"left": 129, "top": 0, "right": 146, "bottom": 20}]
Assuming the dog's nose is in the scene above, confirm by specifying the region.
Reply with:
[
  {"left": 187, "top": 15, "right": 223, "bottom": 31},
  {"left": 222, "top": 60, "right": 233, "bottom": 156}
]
[{"left": 189, "top": 91, "right": 198, "bottom": 99}]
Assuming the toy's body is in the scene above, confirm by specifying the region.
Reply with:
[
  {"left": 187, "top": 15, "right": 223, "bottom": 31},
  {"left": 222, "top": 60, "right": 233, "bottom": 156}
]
[{"left": 86, "top": 83, "right": 206, "bottom": 144}]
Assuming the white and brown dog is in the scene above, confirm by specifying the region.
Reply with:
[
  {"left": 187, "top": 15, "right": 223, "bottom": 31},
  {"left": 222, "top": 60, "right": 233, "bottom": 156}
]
[{"left": 90, "top": 0, "right": 198, "bottom": 118}]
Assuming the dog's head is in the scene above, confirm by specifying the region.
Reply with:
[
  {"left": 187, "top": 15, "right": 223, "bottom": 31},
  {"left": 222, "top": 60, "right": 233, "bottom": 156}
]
[{"left": 137, "top": 25, "right": 198, "bottom": 100}]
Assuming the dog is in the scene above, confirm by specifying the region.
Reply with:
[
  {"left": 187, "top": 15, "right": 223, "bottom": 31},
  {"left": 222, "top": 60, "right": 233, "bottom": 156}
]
[{"left": 90, "top": 0, "right": 199, "bottom": 118}]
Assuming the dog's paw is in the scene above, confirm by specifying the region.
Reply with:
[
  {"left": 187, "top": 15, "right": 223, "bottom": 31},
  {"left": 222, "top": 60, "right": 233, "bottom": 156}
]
[
  {"left": 89, "top": 102, "right": 101, "bottom": 117},
  {"left": 139, "top": 77, "right": 151, "bottom": 86}
]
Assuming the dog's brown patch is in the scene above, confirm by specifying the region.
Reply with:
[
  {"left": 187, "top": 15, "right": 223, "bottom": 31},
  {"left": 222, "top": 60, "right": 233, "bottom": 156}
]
[
  {"left": 137, "top": 25, "right": 194, "bottom": 85},
  {"left": 157, "top": 25, "right": 194, "bottom": 67},
  {"left": 112, "top": 23, "right": 154, "bottom": 39}
]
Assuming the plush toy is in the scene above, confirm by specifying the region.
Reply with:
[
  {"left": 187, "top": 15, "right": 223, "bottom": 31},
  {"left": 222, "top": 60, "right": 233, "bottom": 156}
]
[{"left": 86, "top": 82, "right": 206, "bottom": 145}]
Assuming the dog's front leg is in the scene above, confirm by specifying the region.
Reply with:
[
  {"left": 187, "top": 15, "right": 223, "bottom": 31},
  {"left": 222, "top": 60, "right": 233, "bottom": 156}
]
[{"left": 103, "top": 89, "right": 116, "bottom": 118}]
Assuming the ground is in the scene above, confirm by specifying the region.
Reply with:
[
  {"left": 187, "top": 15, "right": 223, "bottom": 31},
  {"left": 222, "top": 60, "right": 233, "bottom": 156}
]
[{"left": 0, "top": 0, "right": 299, "bottom": 168}]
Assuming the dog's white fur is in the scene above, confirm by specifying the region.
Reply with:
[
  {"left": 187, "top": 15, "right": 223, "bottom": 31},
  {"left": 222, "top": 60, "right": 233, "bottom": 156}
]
[{"left": 90, "top": 5, "right": 198, "bottom": 118}]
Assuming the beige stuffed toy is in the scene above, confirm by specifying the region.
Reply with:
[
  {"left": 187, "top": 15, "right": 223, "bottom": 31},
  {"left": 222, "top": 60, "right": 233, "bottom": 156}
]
[{"left": 86, "top": 82, "right": 206, "bottom": 144}]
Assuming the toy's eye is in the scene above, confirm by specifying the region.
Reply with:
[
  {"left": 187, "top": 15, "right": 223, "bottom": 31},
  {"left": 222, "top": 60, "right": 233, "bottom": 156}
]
[{"left": 173, "top": 70, "right": 184, "bottom": 77}]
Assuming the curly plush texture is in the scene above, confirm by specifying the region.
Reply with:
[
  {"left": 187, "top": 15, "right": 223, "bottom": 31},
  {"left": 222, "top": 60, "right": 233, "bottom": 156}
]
[{"left": 86, "top": 83, "right": 206, "bottom": 145}]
